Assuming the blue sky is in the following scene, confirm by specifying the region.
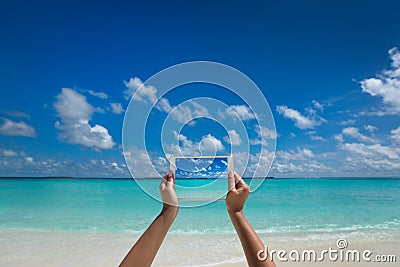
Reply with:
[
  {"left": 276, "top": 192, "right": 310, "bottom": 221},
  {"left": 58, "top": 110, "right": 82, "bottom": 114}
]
[{"left": 1, "top": 0, "right": 400, "bottom": 177}]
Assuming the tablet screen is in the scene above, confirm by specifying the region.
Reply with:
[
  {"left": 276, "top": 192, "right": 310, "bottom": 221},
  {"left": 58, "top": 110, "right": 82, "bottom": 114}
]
[{"left": 171, "top": 156, "right": 233, "bottom": 179}]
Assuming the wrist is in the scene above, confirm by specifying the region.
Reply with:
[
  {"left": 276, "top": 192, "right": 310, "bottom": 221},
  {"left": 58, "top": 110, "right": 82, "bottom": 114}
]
[
  {"left": 161, "top": 205, "right": 179, "bottom": 218},
  {"left": 228, "top": 209, "right": 244, "bottom": 217}
]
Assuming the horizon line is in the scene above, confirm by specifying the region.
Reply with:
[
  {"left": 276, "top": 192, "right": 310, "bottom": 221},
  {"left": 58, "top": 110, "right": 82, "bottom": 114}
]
[{"left": 0, "top": 176, "right": 399, "bottom": 180}]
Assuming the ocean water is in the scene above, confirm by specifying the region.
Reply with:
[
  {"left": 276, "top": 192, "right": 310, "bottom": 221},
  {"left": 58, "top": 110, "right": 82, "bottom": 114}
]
[{"left": 1, "top": 178, "right": 400, "bottom": 236}]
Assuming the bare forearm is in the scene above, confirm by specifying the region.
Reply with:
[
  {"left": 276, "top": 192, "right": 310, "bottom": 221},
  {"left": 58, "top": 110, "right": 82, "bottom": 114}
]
[
  {"left": 120, "top": 207, "right": 178, "bottom": 267},
  {"left": 229, "top": 211, "right": 275, "bottom": 267}
]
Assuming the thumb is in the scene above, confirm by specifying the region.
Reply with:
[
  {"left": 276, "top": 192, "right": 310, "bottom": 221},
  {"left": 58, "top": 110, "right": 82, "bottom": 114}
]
[
  {"left": 166, "top": 171, "right": 174, "bottom": 189},
  {"left": 228, "top": 170, "right": 235, "bottom": 192}
]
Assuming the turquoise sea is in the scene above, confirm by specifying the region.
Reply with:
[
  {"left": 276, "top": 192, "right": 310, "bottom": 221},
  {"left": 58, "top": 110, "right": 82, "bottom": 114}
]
[{"left": 1, "top": 178, "right": 400, "bottom": 235}]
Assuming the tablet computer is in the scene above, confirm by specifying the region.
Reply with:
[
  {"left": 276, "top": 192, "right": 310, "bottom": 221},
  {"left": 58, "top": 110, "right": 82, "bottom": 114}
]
[{"left": 169, "top": 155, "right": 234, "bottom": 179}]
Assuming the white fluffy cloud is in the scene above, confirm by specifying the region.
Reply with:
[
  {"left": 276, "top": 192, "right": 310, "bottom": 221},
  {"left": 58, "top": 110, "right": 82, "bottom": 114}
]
[
  {"left": 345, "top": 157, "right": 400, "bottom": 172},
  {"left": 223, "top": 129, "right": 242, "bottom": 146},
  {"left": 360, "top": 47, "right": 400, "bottom": 115},
  {"left": 0, "top": 118, "right": 36, "bottom": 137},
  {"left": 226, "top": 105, "right": 256, "bottom": 121},
  {"left": 329, "top": 122, "right": 400, "bottom": 175},
  {"left": 124, "top": 77, "right": 158, "bottom": 103},
  {"left": 341, "top": 143, "right": 398, "bottom": 160},
  {"left": 154, "top": 97, "right": 210, "bottom": 126},
  {"left": 338, "top": 140, "right": 400, "bottom": 174},
  {"left": 123, "top": 77, "right": 210, "bottom": 126},
  {"left": 54, "top": 88, "right": 93, "bottom": 121},
  {"left": 341, "top": 127, "right": 375, "bottom": 143},
  {"left": 250, "top": 125, "right": 277, "bottom": 145},
  {"left": 167, "top": 131, "right": 224, "bottom": 155},
  {"left": 390, "top": 127, "right": 400, "bottom": 143},
  {"left": 271, "top": 148, "right": 332, "bottom": 176},
  {"left": 167, "top": 100, "right": 209, "bottom": 126},
  {"left": 172, "top": 103, "right": 209, "bottom": 124},
  {"left": 276, "top": 105, "right": 317, "bottom": 129},
  {"left": 246, "top": 148, "right": 275, "bottom": 177},
  {"left": 309, "top": 135, "right": 326, "bottom": 142},
  {"left": 110, "top": 103, "right": 125, "bottom": 114},
  {"left": 257, "top": 125, "right": 277, "bottom": 139},
  {"left": 334, "top": 134, "right": 344, "bottom": 143},
  {"left": 156, "top": 98, "right": 173, "bottom": 113},
  {"left": 88, "top": 89, "right": 108, "bottom": 99},
  {"left": 0, "top": 156, "right": 129, "bottom": 177},
  {"left": 3, "top": 110, "right": 30, "bottom": 119},
  {"left": 364, "top": 125, "right": 377, "bottom": 132},
  {"left": 0, "top": 149, "right": 18, "bottom": 157},
  {"left": 123, "top": 146, "right": 167, "bottom": 178},
  {"left": 337, "top": 119, "right": 356, "bottom": 126},
  {"left": 272, "top": 160, "right": 331, "bottom": 175},
  {"left": 312, "top": 100, "right": 324, "bottom": 111},
  {"left": 200, "top": 134, "right": 225, "bottom": 151},
  {"left": 54, "top": 88, "right": 115, "bottom": 150},
  {"left": 302, "top": 148, "right": 315, "bottom": 157},
  {"left": 278, "top": 147, "right": 315, "bottom": 161}
]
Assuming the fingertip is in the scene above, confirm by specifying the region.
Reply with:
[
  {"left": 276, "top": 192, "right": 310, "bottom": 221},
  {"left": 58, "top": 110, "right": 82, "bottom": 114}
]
[
  {"left": 159, "top": 180, "right": 166, "bottom": 190},
  {"left": 233, "top": 172, "right": 242, "bottom": 183}
]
